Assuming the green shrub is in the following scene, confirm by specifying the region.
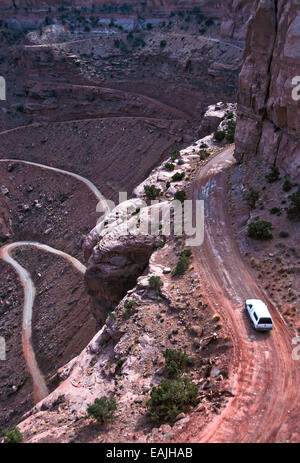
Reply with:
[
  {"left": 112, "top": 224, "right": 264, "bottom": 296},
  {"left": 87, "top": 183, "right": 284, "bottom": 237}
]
[
  {"left": 160, "top": 40, "right": 167, "bottom": 48},
  {"left": 164, "top": 162, "right": 175, "bottom": 171},
  {"left": 246, "top": 188, "right": 260, "bottom": 209},
  {"left": 283, "top": 179, "right": 294, "bottom": 192},
  {"left": 149, "top": 276, "right": 163, "bottom": 293},
  {"left": 172, "top": 249, "right": 192, "bottom": 276},
  {"left": 146, "top": 376, "right": 198, "bottom": 425},
  {"left": 171, "top": 150, "right": 181, "bottom": 161},
  {"left": 270, "top": 207, "right": 281, "bottom": 215},
  {"left": 172, "top": 172, "right": 185, "bottom": 182},
  {"left": 155, "top": 240, "right": 165, "bottom": 249},
  {"left": 163, "top": 349, "right": 189, "bottom": 378},
  {"left": 166, "top": 181, "right": 170, "bottom": 189},
  {"left": 214, "top": 130, "right": 225, "bottom": 142},
  {"left": 265, "top": 166, "right": 280, "bottom": 183},
  {"left": 287, "top": 187, "right": 300, "bottom": 221},
  {"left": 174, "top": 190, "right": 186, "bottom": 202},
  {"left": 87, "top": 396, "right": 117, "bottom": 424},
  {"left": 1, "top": 427, "right": 23, "bottom": 443},
  {"left": 225, "top": 119, "right": 236, "bottom": 142},
  {"left": 144, "top": 184, "right": 161, "bottom": 200},
  {"left": 124, "top": 300, "right": 137, "bottom": 309},
  {"left": 248, "top": 221, "right": 273, "bottom": 240},
  {"left": 199, "top": 149, "right": 210, "bottom": 160}
]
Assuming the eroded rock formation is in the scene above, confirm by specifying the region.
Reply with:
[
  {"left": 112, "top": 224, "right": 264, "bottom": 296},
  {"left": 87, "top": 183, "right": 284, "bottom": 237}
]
[{"left": 235, "top": 0, "right": 300, "bottom": 181}]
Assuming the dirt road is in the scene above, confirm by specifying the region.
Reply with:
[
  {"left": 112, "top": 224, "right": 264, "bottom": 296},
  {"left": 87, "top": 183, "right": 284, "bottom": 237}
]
[
  {"left": 174, "top": 146, "right": 300, "bottom": 442},
  {"left": 0, "top": 242, "right": 86, "bottom": 403}
]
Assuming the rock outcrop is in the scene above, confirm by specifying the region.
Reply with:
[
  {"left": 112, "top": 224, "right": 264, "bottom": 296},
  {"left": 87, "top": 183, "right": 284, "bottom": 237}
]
[{"left": 235, "top": 0, "right": 300, "bottom": 181}]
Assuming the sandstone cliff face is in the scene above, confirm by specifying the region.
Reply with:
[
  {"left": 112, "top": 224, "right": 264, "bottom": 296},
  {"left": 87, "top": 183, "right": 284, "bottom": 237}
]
[{"left": 235, "top": 0, "right": 300, "bottom": 181}]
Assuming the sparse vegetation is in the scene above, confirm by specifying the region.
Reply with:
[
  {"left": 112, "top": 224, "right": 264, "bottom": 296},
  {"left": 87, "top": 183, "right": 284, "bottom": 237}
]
[
  {"left": 283, "top": 179, "right": 295, "bottom": 192},
  {"left": 214, "top": 130, "right": 225, "bottom": 142},
  {"left": 174, "top": 190, "right": 186, "bottom": 202},
  {"left": 172, "top": 249, "right": 192, "bottom": 275},
  {"left": 270, "top": 207, "right": 281, "bottom": 215},
  {"left": 147, "top": 376, "right": 198, "bottom": 425},
  {"left": 149, "top": 276, "right": 163, "bottom": 293},
  {"left": 144, "top": 184, "right": 161, "bottom": 200},
  {"left": 248, "top": 221, "right": 273, "bottom": 240},
  {"left": 172, "top": 172, "right": 185, "bottom": 182},
  {"left": 246, "top": 188, "right": 260, "bottom": 209},
  {"left": 163, "top": 349, "right": 189, "bottom": 378},
  {"left": 164, "top": 162, "right": 175, "bottom": 171},
  {"left": 171, "top": 150, "right": 181, "bottom": 162},
  {"left": 287, "top": 187, "right": 300, "bottom": 221},
  {"left": 224, "top": 119, "right": 236, "bottom": 143},
  {"left": 87, "top": 396, "right": 117, "bottom": 424},
  {"left": 265, "top": 166, "right": 281, "bottom": 183},
  {"left": 1, "top": 426, "right": 23, "bottom": 443},
  {"left": 199, "top": 149, "right": 210, "bottom": 160}
]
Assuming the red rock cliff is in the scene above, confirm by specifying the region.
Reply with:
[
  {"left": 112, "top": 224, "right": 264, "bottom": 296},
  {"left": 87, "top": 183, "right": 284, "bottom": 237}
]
[{"left": 235, "top": 0, "right": 300, "bottom": 180}]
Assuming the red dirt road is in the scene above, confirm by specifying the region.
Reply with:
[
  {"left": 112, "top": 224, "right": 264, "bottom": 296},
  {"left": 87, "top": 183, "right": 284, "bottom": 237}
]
[{"left": 174, "top": 146, "right": 300, "bottom": 443}]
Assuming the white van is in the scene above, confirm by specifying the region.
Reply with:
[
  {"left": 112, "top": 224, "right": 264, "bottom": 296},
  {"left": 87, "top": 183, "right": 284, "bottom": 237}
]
[{"left": 245, "top": 299, "right": 273, "bottom": 331}]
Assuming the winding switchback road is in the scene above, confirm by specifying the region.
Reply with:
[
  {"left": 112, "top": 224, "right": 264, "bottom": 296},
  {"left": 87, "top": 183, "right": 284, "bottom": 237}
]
[
  {"left": 0, "top": 158, "right": 107, "bottom": 403},
  {"left": 174, "top": 146, "right": 300, "bottom": 443},
  {"left": 0, "top": 242, "right": 86, "bottom": 403}
]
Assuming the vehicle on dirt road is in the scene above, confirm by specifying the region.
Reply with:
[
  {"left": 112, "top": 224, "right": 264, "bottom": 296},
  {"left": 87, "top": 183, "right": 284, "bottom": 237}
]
[{"left": 245, "top": 299, "right": 274, "bottom": 331}]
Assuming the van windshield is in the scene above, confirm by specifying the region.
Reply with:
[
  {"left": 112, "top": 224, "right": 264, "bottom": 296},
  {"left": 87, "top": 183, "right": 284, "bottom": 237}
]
[{"left": 259, "top": 318, "right": 272, "bottom": 325}]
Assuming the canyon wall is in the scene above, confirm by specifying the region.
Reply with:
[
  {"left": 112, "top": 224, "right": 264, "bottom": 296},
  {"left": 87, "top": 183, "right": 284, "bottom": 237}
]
[
  {"left": 235, "top": 0, "right": 300, "bottom": 181},
  {"left": 1, "top": 1, "right": 253, "bottom": 41}
]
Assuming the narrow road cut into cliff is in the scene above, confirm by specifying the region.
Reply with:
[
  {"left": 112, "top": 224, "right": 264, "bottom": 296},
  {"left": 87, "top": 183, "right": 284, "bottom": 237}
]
[{"left": 173, "top": 146, "right": 299, "bottom": 443}]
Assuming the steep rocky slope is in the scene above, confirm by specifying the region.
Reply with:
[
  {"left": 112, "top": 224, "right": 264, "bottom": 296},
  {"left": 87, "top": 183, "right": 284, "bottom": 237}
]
[
  {"left": 235, "top": 0, "right": 300, "bottom": 181},
  {"left": 14, "top": 111, "right": 235, "bottom": 443}
]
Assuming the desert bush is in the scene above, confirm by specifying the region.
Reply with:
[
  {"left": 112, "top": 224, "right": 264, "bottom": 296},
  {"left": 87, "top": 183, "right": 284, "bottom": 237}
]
[
  {"left": 174, "top": 190, "right": 186, "bottom": 202},
  {"left": 172, "top": 172, "right": 185, "bottom": 182},
  {"left": 171, "top": 150, "right": 181, "bottom": 161},
  {"left": 287, "top": 187, "right": 300, "bottom": 221},
  {"left": 144, "top": 184, "right": 161, "bottom": 200},
  {"left": 248, "top": 221, "right": 273, "bottom": 240},
  {"left": 265, "top": 166, "right": 280, "bottom": 183},
  {"left": 246, "top": 188, "right": 260, "bottom": 209},
  {"left": 160, "top": 39, "right": 167, "bottom": 48},
  {"left": 164, "top": 162, "right": 175, "bottom": 171},
  {"left": 225, "top": 119, "right": 236, "bottom": 142},
  {"left": 163, "top": 349, "right": 189, "bottom": 378},
  {"left": 147, "top": 376, "right": 198, "bottom": 425},
  {"left": 124, "top": 300, "right": 137, "bottom": 309},
  {"left": 214, "top": 130, "right": 225, "bottom": 142},
  {"left": 283, "top": 179, "right": 295, "bottom": 192},
  {"left": 172, "top": 249, "right": 192, "bottom": 275},
  {"left": 270, "top": 207, "right": 281, "bottom": 215},
  {"left": 199, "top": 149, "right": 210, "bottom": 160},
  {"left": 87, "top": 396, "right": 117, "bottom": 424},
  {"left": 149, "top": 276, "right": 163, "bottom": 293},
  {"left": 1, "top": 427, "right": 23, "bottom": 443}
]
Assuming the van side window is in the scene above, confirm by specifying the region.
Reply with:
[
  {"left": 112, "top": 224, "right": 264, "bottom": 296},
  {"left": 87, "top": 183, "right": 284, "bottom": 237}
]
[{"left": 253, "top": 312, "right": 258, "bottom": 321}]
